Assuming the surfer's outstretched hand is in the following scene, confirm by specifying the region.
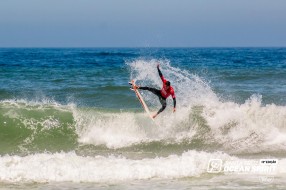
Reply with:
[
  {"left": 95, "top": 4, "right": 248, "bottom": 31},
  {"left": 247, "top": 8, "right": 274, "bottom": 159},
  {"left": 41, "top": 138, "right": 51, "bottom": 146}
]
[
  {"left": 157, "top": 63, "right": 160, "bottom": 68},
  {"left": 173, "top": 107, "right": 176, "bottom": 113}
]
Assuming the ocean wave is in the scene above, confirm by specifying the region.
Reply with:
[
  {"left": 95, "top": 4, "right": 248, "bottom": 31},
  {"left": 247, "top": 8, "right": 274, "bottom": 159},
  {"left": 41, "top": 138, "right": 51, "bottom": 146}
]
[
  {"left": 0, "top": 150, "right": 285, "bottom": 183},
  {"left": 1, "top": 59, "right": 286, "bottom": 155},
  {"left": 0, "top": 99, "right": 77, "bottom": 154},
  {"left": 0, "top": 97, "right": 285, "bottom": 155}
]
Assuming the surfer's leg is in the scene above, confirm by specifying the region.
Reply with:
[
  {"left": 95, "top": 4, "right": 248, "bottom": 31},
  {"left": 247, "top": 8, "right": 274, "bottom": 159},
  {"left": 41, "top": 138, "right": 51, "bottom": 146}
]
[
  {"left": 152, "top": 98, "right": 166, "bottom": 118},
  {"left": 139, "top": 87, "right": 166, "bottom": 118},
  {"left": 157, "top": 98, "right": 167, "bottom": 114},
  {"left": 139, "top": 87, "right": 161, "bottom": 97}
]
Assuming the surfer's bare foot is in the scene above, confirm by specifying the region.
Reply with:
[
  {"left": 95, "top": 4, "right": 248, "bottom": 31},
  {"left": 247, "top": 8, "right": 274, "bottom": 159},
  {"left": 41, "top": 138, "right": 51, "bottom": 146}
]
[
  {"left": 152, "top": 113, "right": 158, "bottom": 118},
  {"left": 134, "top": 85, "right": 139, "bottom": 89}
]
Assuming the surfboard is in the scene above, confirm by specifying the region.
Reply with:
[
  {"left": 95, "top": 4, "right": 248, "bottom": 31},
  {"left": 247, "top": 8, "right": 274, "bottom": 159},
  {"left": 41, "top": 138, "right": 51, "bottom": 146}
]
[{"left": 129, "top": 80, "right": 155, "bottom": 121}]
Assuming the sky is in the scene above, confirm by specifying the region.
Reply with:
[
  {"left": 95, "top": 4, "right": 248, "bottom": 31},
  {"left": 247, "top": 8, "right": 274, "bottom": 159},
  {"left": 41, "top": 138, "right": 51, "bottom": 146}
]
[{"left": 0, "top": 0, "right": 286, "bottom": 47}]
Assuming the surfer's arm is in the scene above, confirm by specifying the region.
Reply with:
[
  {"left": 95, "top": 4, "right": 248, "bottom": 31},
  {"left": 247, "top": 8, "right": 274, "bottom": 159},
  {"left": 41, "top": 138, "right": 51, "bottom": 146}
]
[
  {"left": 157, "top": 66, "right": 163, "bottom": 77},
  {"left": 171, "top": 90, "right": 176, "bottom": 112},
  {"left": 157, "top": 65, "right": 165, "bottom": 82}
]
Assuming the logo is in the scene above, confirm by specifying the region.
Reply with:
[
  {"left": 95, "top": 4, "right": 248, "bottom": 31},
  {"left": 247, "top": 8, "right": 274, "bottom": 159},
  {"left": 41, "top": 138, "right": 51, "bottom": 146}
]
[
  {"left": 207, "top": 159, "right": 222, "bottom": 173},
  {"left": 206, "top": 158, "right": 277, "bottom": 184}
]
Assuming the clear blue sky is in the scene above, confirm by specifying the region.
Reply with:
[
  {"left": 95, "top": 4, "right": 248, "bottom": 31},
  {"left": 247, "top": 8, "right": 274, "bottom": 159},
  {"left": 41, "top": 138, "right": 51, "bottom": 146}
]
[{"left": 0, "top": 0, "right": 285, "bottom": 47}]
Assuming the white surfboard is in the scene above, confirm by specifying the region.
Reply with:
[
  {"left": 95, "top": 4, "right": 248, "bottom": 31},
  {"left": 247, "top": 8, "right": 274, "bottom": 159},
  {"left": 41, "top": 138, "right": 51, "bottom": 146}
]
[{"left": 129, "top": 80, "right": 155, "bottom": 121}]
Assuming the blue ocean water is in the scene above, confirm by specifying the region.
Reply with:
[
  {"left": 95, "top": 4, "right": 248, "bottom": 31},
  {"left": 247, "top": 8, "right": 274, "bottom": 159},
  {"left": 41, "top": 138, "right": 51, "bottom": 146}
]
[
  {"left": 0, "top": 48, "right": 286, "bottom": 188},
  {"left": 1, "top": 48, "right": 285, "bottom": 108}
]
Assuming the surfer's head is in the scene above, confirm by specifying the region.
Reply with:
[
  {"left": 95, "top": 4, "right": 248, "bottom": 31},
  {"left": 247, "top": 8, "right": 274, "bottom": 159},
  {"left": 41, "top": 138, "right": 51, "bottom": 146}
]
[{"left": 165, "top": 81, "right": 171, "bottom": 89}]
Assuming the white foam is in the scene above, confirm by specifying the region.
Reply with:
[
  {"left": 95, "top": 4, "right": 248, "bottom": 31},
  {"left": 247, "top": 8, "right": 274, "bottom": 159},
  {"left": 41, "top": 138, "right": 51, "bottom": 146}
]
[
  {"left": 0, "top": 151, "right": 230, "bottom": 183},
  {"left": 1, "top": 151, "right": 286, "bottom": 183},
  {"left": 0, "top": 98, "right": 73, "bottom": 112},
  {"left": 202, "top": 94, "right": 286, "bottom": 151},
  {"left": 127, "top": 59, "right": 218, "bottom": 107},
  {"left": 74, "top": 110, "right": 150, "bottom": 148},
  {"left": 72, "top": 105, "right": 197, "bottom": 149}
]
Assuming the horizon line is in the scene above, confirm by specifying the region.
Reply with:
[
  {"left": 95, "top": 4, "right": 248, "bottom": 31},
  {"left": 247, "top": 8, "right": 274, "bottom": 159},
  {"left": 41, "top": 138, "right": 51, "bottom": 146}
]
[{"left": 0, "top": 46, "right": 286, "bottom": 49}]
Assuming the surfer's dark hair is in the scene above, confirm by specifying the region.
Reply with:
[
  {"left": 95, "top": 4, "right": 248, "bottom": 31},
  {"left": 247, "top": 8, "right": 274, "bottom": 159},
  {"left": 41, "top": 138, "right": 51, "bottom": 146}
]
[{"left": 165, "top": 81, "right": 171, "bottom": 86}]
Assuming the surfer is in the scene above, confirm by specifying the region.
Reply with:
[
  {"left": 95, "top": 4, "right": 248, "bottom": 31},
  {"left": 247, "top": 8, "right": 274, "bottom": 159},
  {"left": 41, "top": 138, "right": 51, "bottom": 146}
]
[{"left": 134, "top": 64, "right": 176, "bottom": 118}]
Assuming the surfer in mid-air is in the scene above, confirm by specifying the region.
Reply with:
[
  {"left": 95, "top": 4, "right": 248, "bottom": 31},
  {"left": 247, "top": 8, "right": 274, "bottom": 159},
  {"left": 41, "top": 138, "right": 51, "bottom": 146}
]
[{"left": 133, "top": 64, "right": 176, "bottom": 118}]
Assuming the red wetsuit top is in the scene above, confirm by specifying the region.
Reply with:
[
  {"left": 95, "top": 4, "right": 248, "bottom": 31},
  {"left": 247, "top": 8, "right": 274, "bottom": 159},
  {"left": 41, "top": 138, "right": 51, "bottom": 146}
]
[{"left": 160, "top": 75, "right": 175, "bottom": 99}]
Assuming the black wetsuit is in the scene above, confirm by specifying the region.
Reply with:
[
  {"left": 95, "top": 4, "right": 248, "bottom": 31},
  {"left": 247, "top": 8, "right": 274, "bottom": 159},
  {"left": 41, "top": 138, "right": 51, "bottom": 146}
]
[{"left": 138, "top": 86, "right": 167, "bottom": 114}]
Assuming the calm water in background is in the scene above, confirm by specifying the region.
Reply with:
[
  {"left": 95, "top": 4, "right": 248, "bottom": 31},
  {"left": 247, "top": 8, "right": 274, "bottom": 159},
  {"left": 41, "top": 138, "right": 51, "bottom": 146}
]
[{"left": 0, "top": 48, "right": 286, "bottom": 189}]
